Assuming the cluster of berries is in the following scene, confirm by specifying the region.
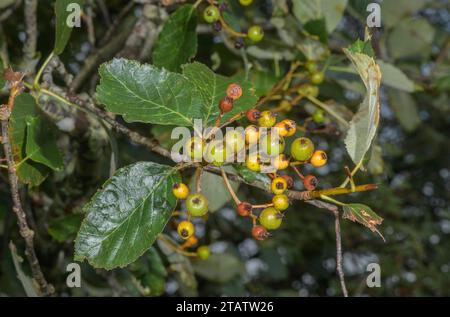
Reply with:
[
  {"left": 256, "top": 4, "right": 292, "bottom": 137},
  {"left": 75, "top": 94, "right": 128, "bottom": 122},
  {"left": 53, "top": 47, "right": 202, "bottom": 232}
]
[
  {"left": 175, "top": 80, "right": 329, "bottom": 243},
  {"left": 203, "top": 0, "right": 264, "bottom": 49},
  {"left": 172, "top": 183, "right": 211, "bottom": 260}
]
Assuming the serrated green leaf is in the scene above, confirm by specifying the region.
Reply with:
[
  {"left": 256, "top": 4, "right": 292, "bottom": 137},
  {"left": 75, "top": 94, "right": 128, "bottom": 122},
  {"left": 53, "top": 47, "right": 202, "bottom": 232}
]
[
  {"left": 378, "top": 60, "right": 417, "bottom": 92},
  {"left": 343, "top": 46, "right": 381, "bottom": 166},
  {"left": 346, "top": 39, "right": 374, "bottom": 56},
  {"left": 152, "top": 4, "right": 198, "bottom": 72},
  {"left": 48, "top": 214, "right": 83, "bottom": 242},
  {"left": 54, "top": 0, "right": 85, "bottom": 55},
  {"left": 292, "top": 0, "right": 348, "bottom": 33},
  {"left": 182, "top": 62, "right": 257, "bottom": 126},
  {"left": 74, "top": 162, "right": 180, "bottom": 269},
  {"left": 342, "top": 203, "right": 384, "bottom": 241},
  {"left": 9, "top": 94, "right": 49, "bottom": 186},
  {"left": 25, "top": 116, "right": 64, "bottom": 171},
  {"left": 96, "top": 58, "right": 203, "bottom": 126}
]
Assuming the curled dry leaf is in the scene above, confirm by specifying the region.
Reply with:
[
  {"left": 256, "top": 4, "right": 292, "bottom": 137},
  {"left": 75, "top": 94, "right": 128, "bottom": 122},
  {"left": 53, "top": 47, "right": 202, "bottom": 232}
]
[{"left": 342, "top": 203, "right": 385, "bottom": 241}]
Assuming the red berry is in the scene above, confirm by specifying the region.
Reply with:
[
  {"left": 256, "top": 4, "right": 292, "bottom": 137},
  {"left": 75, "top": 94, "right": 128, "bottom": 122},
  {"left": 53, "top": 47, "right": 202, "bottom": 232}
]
[
  {"left": 246, "top": 108, "right": 260, "bottom": 122},
  {"left": 252, "top": 225, "right": 269, "bottom": 241},
  {"left": 281, "top": 175, "right": 294, "bottom": 189},
  {"left": 226, "top": 83, "right": 243, "bottom": 100},
  {"left": 237, "top": 202, "right": 252, "bottom": 217},
  {"left": 303, "top": 175, "right": 318, "bottom": 191},
  {"left": 219, "top": 96, "right": 233, "bottom": 113}
]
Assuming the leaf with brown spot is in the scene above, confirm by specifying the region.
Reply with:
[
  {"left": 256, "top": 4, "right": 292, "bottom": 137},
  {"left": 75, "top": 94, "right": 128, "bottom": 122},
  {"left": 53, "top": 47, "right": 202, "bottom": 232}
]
[{"left": 342, "top": 203, "right": 385, "bottom": 241}]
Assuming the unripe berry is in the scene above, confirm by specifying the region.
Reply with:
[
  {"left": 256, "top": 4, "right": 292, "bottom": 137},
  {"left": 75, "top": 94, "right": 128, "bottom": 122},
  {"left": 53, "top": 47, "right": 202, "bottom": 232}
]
[
  {"left": 186, "top": 193, "right": 209, "bottom": 217},
  {"left": 271, "top": 177, "right": 287, "bottom": 195},
  {"left": 303, "top": 175, "right": 318, "bottom": 191},
  {"left": 239, "top": 0, "right": 253, "bottom": 6},
  {"left": 257, "top": 110, "right": 276, "bottom": 127},
  {"left": 246, "top": 155, "right": 261, "bottom": 172},
  {"left": 272, "top": 154, "right": 289, "bottom": 170},
  {"left": 225, "top": 129, "right": 245, "bottom": 154},
  {"left": 237, "top": 202, "right": 252, "bottom": 217},
  {"left": 259, "top": 207, "right": 283, "bottom": 230},
  {"left": 185, "top": 136, "right": 204, "bottom": 161},
  {"left": 260, "top": 133, "right": 285, "bottom": 157},
  {"left": 246, "top": 108, "right": 260, "bottom": 122},
  {"left": 305, "top": 60, "right": 318, "bottom": 73},
  {"left": 172, "top": 182, "right": 189, "bottom": 199},
  {"left": 203, "top": 5, "right": 220, "bottom": 24},
  {"left": 310, "top": 150, "right": 328, "bottom": 167},
  {"left": 252, "top": 225, "right": 268, "bottom": 241},
  {"left": 226, "top": 83, "right": 243, "bottom": 100},
  {"left": 178, "top": 221, "right": 194, "bottom": 240},
  {"left": 204, "top": 140, "right": 228, "bottom": 166},
  {"left": 197, "top": 245, "right": 211, "bottom": 260},
  {"left": 297, "top": 84, "right": 319, "bottom": 98},
  {"left": 245, "top": 125, "right": 259, "bottom": 144},
  {"left": 272, "top": 194, "right": 289, "bottom": 211},
  {"left": 219, "top": 96, "right": 233, "bottom": 113},
  {"left": 311, "top": 72, "right": 325, "bottom": 85},
  {"left": 290, "top": 137, "right": 315, "bottom": 161},
  {"left": 274, "top": 119, "right": 296, "bottom": 137},
  {"left": 247, "top": 25, "right": 264, "bottom": 42},
  {"left": 313, "top": 109, "right": 325, "bottom": 124}
]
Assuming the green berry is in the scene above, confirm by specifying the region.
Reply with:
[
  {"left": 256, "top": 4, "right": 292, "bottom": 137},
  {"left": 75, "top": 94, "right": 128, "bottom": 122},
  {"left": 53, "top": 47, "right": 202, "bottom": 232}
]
[
  {"left": 239, "top": 0, "right": 253, "bottom": 6},
  {"left": 186, "top": 193, "right": 209, "bottom": 217},
  {"left": 260, "top": 133, "right": 285, "bottom": 157},
  {"left": 311, "top": 72, "right": 324, "bottom": 85},
  {"left": 313, "top": 109, "right": 325, "bottom": 124},
  {"left": 204, "top": 140, "right": 228, "bottom": 166},
  {"left": 257, "top": 110, "right": 276, "bottom": 127},
  {"left": 197, "top": 246, "right": 211, "bottom": 260},
  {"left": 297, "top": 84, "right": 319, "bottom": 98},
  {"left": 225, "top": 130, "right": 245, "bottom": 154},
  {"left": 259, "top": 207, "right": 283, "bottom": 230},
  {"left": 305, "top": 60, "right": 318, "bottom": 73},
  {"left": 247, "top": 25, "right": 264, "bottom": 42},
  {"left": 272, "top": 194, "right": 289, "bottom": 211},
  {"left": 290, "top": 137, "right": 315, "bottom": 161},
  {"left": 203, "top": 5, "right": 220, "bottom": 24}
]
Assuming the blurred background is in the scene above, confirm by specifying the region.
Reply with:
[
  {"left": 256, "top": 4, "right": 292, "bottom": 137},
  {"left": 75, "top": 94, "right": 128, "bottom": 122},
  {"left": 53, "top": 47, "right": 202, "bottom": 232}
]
[{"left": 0, "top": 0, "right": 449, "bottom": 296}]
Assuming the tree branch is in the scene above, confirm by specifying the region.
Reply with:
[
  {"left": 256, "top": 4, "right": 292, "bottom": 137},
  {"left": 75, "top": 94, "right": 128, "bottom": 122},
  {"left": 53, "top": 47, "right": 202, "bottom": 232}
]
[
  {"left": 333, "top": 209, "right": 348, "bottom": 297},
  {"left": 1, "top": 71, "right": 52, "bottom": 296},
  {"left": 23, "top": 0, "right": 38, "bottom": 72}
]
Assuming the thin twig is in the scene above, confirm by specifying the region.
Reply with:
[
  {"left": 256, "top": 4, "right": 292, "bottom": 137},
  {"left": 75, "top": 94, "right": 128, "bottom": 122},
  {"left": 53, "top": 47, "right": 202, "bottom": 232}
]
[
  {"left": 23, "top": 0, "right": 38, "bottom": 72},
  {"left": 333, "top": 209, "right": 348, "bottom": 297},
  {"left": 1, "top": 71, "right": 52, "bottom": 296},
  {"left": 220, "top": 166, "right": 241, "bottom": 205}
]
